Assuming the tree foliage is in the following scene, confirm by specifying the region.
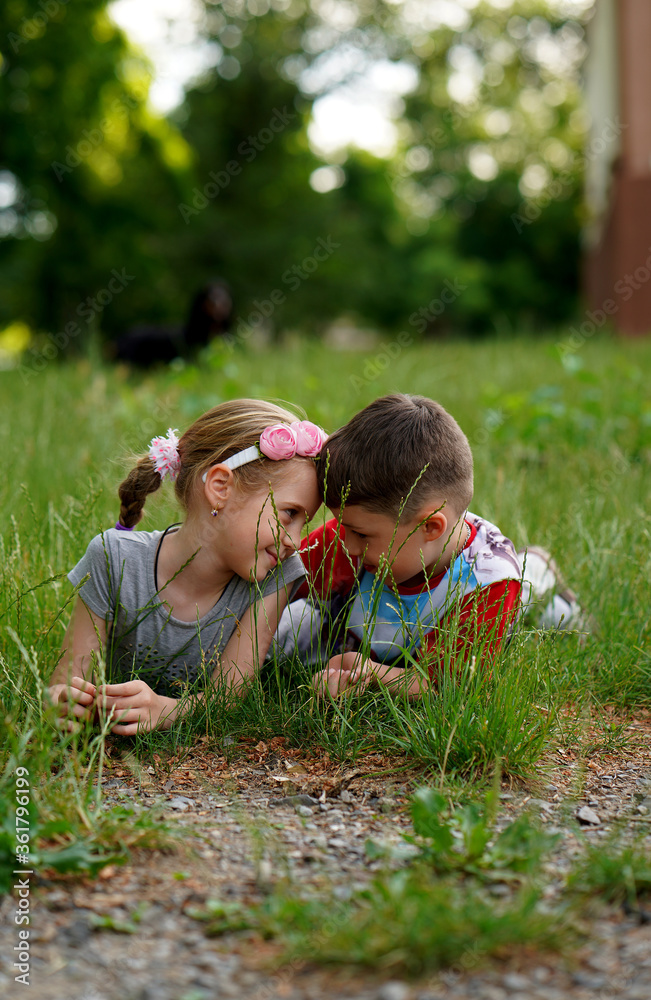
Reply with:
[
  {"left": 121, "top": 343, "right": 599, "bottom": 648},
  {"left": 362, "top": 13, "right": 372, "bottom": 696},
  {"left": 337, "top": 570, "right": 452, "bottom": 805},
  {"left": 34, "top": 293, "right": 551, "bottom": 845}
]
[
  {"left": 0, "top": 0, "right": 593, "bottom": 347},
  {"left": 0, "top": 0, "right": 190, "bottom": 336}
]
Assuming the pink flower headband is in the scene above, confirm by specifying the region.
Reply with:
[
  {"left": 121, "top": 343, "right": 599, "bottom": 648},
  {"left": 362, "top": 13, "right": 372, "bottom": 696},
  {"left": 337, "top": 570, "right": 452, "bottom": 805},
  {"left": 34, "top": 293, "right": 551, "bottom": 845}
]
[
  {"left": 201, "top": 420, "right": 327, "bottom": 480},
  {"left": 146, "top": 422, "right": 327, "bottom": 485},
  {"left": 115, "top": 421, "right": 326, "bottom": 532}
]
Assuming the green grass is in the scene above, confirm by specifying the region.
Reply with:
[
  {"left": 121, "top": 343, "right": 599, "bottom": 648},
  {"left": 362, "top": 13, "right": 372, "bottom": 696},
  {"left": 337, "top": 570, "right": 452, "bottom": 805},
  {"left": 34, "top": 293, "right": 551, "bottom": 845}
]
[
  {"left": 190, "top": 782, "right": 572, "bottom": 975},
  {"left": 194, "top": 874, "right": 569, "bottom": 976},
  {"left": 568, "top": 836, "right": 651, "bottom": 909},
  {"left": 1, "top": 329, "right": 650, "bottom": 896}
]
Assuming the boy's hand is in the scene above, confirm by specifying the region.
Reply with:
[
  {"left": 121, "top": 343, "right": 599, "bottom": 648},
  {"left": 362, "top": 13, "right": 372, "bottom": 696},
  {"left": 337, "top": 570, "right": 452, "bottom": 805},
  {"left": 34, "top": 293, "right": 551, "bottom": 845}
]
[
  {"left": 95, "top": 680, "right": 178, "bottom": 735},
  {"left": 312, "top": 655, "right": 426, "bottom": 700},
  {"left": 46, "top": 677, "right": 98, "bottom": 731},
  {"left": 312, "top": 652, "right": 376, "bottom": 697}
]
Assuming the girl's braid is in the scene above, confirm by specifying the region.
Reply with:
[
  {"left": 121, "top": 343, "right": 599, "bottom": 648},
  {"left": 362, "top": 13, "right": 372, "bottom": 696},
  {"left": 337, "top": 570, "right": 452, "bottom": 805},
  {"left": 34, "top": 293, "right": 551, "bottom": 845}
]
[{"left": 118, "top": 457, "right": 161, "bottom": 528}]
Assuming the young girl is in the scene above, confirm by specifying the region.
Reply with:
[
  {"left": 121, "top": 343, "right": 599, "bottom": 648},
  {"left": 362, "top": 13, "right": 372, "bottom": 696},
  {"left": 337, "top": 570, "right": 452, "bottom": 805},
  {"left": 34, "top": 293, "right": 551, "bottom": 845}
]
[{"left": 47, "top": 399, "right": 324, "bottom": 734}]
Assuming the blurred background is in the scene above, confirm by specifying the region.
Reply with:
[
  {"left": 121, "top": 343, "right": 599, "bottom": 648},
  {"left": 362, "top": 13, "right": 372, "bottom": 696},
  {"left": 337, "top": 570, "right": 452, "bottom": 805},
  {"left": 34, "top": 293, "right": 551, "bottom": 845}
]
[
  {"left": 0, "top": 0, "right": 643, "bottom": 361},
  {"left": 1, "top": 0, "right": 650, "bottom": 722}
]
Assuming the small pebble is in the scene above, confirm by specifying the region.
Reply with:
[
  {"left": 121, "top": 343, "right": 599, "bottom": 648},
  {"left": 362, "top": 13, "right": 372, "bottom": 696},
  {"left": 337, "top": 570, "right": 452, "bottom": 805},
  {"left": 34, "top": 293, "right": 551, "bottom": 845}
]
[
  {"left": 59, "top": 918, "right": 93, "bottom": 946},
  {"left": 572, "top": 971, "right": 606, "bottom": 988},
  {"left": 502, "top": 972, "right": 532, "bottom": 990},
  {"left": 167, "top": 796, "right": 193, "bottom": 811},
  {"left": 271, "top": 794, "right": 319, "bottom": 808},
  {"left": 377, "top": 982, "right": 410, "bottom": 1000},
  {"left": 577, "top": 805, "right": 601, "bottom": 825}
]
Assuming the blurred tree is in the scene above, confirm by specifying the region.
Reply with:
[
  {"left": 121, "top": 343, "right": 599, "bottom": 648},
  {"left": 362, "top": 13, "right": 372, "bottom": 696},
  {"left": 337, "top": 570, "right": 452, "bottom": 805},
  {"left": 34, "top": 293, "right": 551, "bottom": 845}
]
[
  {"left": 178, "top": 0, "right": 591, "bottom": 335},
  {"left": 0, "top": 0, "right": 191, "bottom": 340},
  {"left": 167, "top": 6, "right": 332, "bottom": 337},
  {"left": 0, "top": 0, "right": 593, "bottom": 347},
  {"left": 174, "top": 0, "right": 458, "bottom": 335},
  {"left": 388, "top": 0, "right": 591, "bottom": 331}
]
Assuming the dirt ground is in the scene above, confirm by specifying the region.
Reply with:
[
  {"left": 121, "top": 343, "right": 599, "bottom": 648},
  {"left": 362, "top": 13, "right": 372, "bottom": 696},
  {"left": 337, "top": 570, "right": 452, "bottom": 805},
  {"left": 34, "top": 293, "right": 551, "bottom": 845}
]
[{"left": 2, "top": 720, "right": 651, "bottom": 1000}]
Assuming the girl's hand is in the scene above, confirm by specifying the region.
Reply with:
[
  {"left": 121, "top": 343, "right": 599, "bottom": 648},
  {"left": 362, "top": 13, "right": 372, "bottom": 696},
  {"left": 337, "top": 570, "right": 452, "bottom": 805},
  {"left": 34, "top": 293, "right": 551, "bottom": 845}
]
[
  {"left": 95, "top": 680, "right": 178, "bottom": 735},
  {"left": 312, "top": 652, "right": 375, "bottom": 697},
  {"left": 46, "top": 677, "right": 98, "bottom": 731}
]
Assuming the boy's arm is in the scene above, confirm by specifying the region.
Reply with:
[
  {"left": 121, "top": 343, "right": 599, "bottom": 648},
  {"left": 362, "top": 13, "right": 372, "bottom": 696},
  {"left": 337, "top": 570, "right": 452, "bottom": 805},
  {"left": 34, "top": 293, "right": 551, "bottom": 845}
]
[
  {"left": 315, "top": 580, "right": 521, "bottom": 700},
  {"left": 314, "top": 653, "right": 429, "bottom": 699},
  {"left": 419, "top": 579, "right": 522, "bottom": 682}
]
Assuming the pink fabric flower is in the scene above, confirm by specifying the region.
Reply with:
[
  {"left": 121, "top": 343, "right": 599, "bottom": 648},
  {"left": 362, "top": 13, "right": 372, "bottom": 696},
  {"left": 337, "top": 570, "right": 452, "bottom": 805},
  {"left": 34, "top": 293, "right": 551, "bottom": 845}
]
[
  {"left": 259, "top": 423, "right": 298, "bottom": 460},
  {"left": 291, "top": 420, "right": 328, "bottom": 457},
  {"left": 149, "top": 428, "right": 181, "bottom": 481}
]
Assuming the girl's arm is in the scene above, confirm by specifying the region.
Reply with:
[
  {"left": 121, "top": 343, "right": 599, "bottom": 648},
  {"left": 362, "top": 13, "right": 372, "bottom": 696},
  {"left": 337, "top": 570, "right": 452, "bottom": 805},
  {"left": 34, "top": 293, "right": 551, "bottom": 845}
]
[
  {"left": 216, "top": 588, "right": 291, "bottom": 691},
  {"left": 47, "top": 596, "right": 180, "bottom": 735},
  {"left": 47, "top": 597, "right": 106, "bottom": 724},
  {"left": 102, "top": 586, "right": 293, "bottom": 735}
]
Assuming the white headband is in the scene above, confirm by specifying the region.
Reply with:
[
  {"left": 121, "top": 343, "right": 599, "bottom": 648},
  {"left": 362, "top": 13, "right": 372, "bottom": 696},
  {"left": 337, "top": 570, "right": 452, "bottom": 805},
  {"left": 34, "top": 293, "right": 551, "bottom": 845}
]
[
  {"left": 201, "top": 420, "right": 327, "bottom": 482},
  {"left": 218, "top": 445, "right": 259, "bottom": 472}
]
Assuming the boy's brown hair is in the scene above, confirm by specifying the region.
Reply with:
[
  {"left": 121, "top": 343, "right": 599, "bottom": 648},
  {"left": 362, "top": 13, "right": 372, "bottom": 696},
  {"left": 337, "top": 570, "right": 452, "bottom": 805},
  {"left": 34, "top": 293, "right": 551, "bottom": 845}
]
[{"left": 316, "top": 393, "right": 473, "bottom": 520}]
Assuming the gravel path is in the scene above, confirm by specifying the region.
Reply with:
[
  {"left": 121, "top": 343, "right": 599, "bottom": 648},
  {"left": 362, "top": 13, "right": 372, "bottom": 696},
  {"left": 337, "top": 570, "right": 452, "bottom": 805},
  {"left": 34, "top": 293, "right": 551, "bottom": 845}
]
[{"left": 1, "top": 734, "right": 650, "bottom": 1000}]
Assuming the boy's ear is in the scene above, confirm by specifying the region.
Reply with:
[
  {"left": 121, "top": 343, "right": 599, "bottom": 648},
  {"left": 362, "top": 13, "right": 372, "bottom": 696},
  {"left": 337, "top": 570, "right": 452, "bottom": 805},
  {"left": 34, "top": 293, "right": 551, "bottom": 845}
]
[
  {"left": 203, "top": 464, "right": 234, "bottom": 507},
  {"left": 421, "top": 509, "right": 447, "bottom": 541}
]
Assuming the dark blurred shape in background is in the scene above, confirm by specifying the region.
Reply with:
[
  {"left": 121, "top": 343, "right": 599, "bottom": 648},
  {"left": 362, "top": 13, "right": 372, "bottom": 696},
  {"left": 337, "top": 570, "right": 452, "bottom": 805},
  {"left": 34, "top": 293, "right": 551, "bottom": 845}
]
[{"left": 113, "top": 279, "right": 233, "bottom": 367}]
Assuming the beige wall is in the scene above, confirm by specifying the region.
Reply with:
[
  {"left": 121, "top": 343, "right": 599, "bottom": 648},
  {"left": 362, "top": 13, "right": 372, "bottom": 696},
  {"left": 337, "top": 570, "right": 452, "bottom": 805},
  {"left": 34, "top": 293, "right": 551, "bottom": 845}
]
[
  {"left": 584, "top": 0, "right": 651, "bottom": 336},
  {"left": 584, "top": 0, "right": 620, "bottom": 245}
]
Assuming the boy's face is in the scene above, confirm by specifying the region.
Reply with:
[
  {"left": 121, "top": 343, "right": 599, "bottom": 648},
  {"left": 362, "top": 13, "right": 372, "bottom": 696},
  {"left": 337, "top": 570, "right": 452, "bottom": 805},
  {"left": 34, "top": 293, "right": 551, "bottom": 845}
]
[{"left": 330, "top": 503, "right": 453, "bottom": 587}]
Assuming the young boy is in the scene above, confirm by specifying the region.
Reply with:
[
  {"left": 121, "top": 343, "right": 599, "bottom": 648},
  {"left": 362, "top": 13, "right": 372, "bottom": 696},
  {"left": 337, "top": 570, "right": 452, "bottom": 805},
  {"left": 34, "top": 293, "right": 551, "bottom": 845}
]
[{"left": 296, "top": 393, "right": 525, "bottom": 697}]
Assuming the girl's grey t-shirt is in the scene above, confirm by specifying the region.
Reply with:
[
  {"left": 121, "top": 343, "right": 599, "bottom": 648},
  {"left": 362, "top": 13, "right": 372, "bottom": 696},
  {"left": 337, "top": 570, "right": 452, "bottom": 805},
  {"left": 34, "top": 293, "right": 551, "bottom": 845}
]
[{"left": 68, "top": 528, "right": 306, "bottom": 696}]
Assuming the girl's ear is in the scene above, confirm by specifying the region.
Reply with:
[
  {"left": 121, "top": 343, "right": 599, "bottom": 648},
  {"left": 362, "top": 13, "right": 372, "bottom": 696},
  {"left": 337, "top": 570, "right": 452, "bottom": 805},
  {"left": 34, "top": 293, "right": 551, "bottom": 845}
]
[
  {"left": 421, "top": 509, "right": 447, "bottom": 541},
  {"left": 203, "top": 464, "right": 234, "bottom": 507}
]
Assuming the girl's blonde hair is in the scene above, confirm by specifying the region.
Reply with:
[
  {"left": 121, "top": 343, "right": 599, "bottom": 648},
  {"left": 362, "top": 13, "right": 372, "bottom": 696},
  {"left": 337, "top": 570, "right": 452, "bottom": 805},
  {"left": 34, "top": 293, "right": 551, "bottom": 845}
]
[{"left": 118, "top": 399, "right": 305, "bottom": 529}]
